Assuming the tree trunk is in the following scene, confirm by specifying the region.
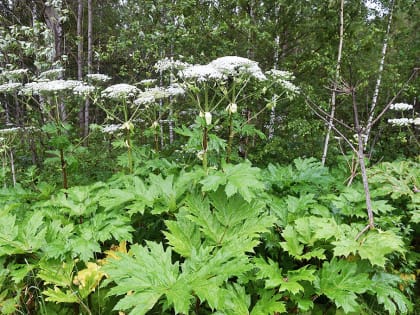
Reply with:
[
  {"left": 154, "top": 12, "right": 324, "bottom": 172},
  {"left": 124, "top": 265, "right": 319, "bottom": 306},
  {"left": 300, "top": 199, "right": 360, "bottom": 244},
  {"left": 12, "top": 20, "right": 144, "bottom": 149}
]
[
  {"left": 84, "top": 0, "right": 93, "bottom": 139},
  {"left": 44, "top": 3, "right": 66, "bottom": 120},
  {"left": 364, "top": 0, "right": 395, "bottom": 148},
  {"left": 321, "top": 0, "right": 344, "bottom": 165},
  {"left": 77, "top": 0, "right": 84, "bottom": 133}
]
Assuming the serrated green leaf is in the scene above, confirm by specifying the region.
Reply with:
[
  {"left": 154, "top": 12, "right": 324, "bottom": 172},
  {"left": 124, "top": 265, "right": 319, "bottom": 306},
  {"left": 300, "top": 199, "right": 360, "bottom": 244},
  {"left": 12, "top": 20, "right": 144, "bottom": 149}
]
[
  {"left": 250, "top": 291, "right": 286, "bottom": 315},
  {"left": 315, "top": 258, "right": 371, "bottom": 313},
  {"left": 43, "top": 287, "right": 79, "bottom": 303},
  {"left": 164, "top": 212, "right": 201, "bottom": 257},
  {"left": 369, "top": 272, "right": 413, "bottom": 315},
  {"left": 333, "top": 229, "right": 405, "bottom": 267}
]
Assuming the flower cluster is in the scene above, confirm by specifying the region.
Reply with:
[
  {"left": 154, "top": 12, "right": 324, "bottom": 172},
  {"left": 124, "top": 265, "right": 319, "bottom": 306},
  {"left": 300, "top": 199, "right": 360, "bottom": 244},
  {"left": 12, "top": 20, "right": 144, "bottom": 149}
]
[
  {"left": 140, "top": 79, "right": 157, "bottom": 86},
  {"left": 102, "top": 124, "right": 123, "bottom": 134},
  {"left": 266, "top": 69, "right": 300, "bottom": 94},
  {"left": 101, "top": 84, "right": 139, "bottom": 100},
  {"left": 21, "top": 80, "right": 83, "bottom": 95},
  {"left": 39, "top": 68, "right": 65, "bottom": 80},
  {"left": 0, "top": 69, "right": 28, "bottom": 80},
  {"left": 0, "top": 82, "right": 22, "bottom": 93},
  {"left": 154, "top": 57, "right": 189, "bottom": 72},
  {"left": 209, "top": 56, "right": 266, "bottom": 80},
  {"left": 180, "top": 64, "right": 226, "bottom": 83},
  {"left": 166, "top": 83, "right": 185, "bottom": 96},
  {"left": 387, "top": 118, "right": 414, "bottom": 126},
  {"left": 73, "top": 84, "right": 96, "bottom": 96},
  {"left": 389, "top": 103, "right": 413, "bottom": 111},
  {"left": 86, "top": 73, "right": 111, "bottom": 83}
]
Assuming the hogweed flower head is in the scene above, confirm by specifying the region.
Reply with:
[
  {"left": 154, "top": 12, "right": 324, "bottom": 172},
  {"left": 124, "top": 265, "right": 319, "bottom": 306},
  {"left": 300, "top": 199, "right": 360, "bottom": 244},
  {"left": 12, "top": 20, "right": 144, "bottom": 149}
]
[
  {"left": 101, "top": 83, "right": 139, "bottom": 100},
  {"left": 140, "top": 79, "right": 157, "bottom": 86},
  {"left": 389, "top": 103, "right": 413, "bottom": 111},
  {"left": 134, "top": 87, "right": 167, "bottom": 106},
  {"left": 39, "top": 68, "right": 65, "bottom": 80},
  {"left": 0, "top": 69, "right": 28, "bottom": 80},
  {"left": 102, "top": 124, "right": 123, "bottom": 134},
  {"left": 0, "top": 82, "right": 22, "bottom": 93},
  {"left": 209, "top": 56, "right": 266, "bottom": 81},
  {"left": 387, "top": 118, "right": 414, "bottom": 126},
  {"left": 73, "top": 84, "right": 96, "bottom": 96},
  {"left": 86, "top": 73, "right": 111, "bottom": 83},
  {"left": 180, "top": 64, "right": 226, "bottom": 83},
  {"left": 166, "top": 83, "right": 185, "bottom": 96},
  {"left": 154, "top": 57, "right": 189, "bottom": 72},
  {"left": 266, "top": 69, "right": 300, "bottom": 94},
  {"left": 21, "top": 80, "right": 82, "bottom": 95}
]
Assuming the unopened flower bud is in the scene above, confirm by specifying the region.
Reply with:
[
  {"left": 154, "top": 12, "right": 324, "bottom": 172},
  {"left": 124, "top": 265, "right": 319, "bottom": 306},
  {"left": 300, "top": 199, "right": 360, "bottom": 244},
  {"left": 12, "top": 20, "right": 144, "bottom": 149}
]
[
  {"left": 204, "top": 112, "right": 212, "bottom": 125},
  {"left": 226, "top": 103, "right": 237, "bottom": 114},
  {"left": 122, "top": 121, "right": 134, "bottom": 131},
  {"left": 152, "top": 121, "right": 159, "bottom": 129}
]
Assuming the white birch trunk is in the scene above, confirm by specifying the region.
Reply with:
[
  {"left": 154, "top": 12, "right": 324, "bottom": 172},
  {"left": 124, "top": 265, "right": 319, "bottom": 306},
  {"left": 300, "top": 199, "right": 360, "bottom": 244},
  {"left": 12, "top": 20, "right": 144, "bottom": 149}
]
[
  {"left": 364, "top": 0, "right": 394, "bottom": 147},
  {"left": 321, "top": 0, "right": 344, "bottom": 165}
]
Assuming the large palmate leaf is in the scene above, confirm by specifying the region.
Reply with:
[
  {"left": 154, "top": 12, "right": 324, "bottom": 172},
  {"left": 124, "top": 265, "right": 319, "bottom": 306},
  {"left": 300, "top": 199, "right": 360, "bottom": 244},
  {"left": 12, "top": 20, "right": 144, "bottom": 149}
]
[
  {"left": 103, "top": 242, "right": 182, "bottom": 315},
  {"left": 315, "top": 258, "right": 371, "bottom": 313},
  {"left": 255, "top": 258, "right": 316, "bottom": 295},
  {"left": 280, "top": 216, "right": 338, "bottom": 260},
  {"left": 368, "top": 272, "right": 413, "bottom": 315},
  {"left": 200, "top": 161, "right": 265, "bottom": 202},
  {"left": 332, "top": 229, "right": 405, "bottom": 267}
]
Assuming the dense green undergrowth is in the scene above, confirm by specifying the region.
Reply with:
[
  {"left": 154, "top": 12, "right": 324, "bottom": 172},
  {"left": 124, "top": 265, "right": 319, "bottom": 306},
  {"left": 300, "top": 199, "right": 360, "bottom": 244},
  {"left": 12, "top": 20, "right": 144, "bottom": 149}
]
[{"left": 0, "top": 156, "right": 419, "bottom": 314}]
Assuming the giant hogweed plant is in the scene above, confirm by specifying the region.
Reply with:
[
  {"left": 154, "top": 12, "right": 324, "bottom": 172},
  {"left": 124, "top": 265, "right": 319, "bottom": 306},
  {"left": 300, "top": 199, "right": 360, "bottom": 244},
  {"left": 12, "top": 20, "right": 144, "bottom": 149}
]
[{"left": 156, "top": 56, "right": 300, "bottom": 169}]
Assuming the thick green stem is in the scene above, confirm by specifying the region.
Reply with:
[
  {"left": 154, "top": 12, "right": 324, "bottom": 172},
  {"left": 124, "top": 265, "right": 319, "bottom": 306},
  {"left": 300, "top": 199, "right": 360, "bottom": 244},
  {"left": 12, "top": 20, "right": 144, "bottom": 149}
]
[
  {"left": 126, "top": 129, "right": 133, "bottom": 174},
  {"left": 59, "top": 148, "right": 68, "bottom": 191},
  {"left": 226, "top": 114, "right": 234, "bottom": 163},
  {"left": 202, "top": 126, "right": 208, "bottom": 171}
]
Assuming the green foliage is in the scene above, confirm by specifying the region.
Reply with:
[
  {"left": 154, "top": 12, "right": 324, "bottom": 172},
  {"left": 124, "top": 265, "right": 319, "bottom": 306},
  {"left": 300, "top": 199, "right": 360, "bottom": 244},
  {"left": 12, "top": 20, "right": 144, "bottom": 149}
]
[{"left": 315, "top": 258, "right": 371, "bottom": 313}]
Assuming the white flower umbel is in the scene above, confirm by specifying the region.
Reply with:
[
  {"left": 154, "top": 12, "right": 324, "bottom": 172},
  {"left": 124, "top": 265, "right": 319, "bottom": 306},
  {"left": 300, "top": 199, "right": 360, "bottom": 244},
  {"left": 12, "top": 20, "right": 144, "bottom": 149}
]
[
  {"left": 101, "top": 84, "right": 139, "bottom": 100},
  {"left": 0, "top": 69, "right": 28, "bottom": 80},
  {"left": 140, "top": 79, "right": 157, "bottom": 86},
  {"left": 389, "top": 103, "right": 413, "bottom": 111},
  {"left": 165, "top": 83, "right": 185, "bottom": 96},
  {"left": 134, "top": 87, "right": 168, "bottom": 106},
  {"left": 209, "top": 56, "right": 266, "bottom": 80},
  {"left": 0, "top": 82, "right": 22, "bottom": 93},
  {"left": 154, "top": 57, "right": 189, "bottom": 72},
  {"left": 387, "top": 118, "right": 414, "bottom": 126},
  {"left": 266, "top": 69, "right": 294, "bottom": 80},
  {"left": 39, "top": 68, "right": 65, "bottom": 80},
  {"left": 21, "top": 80, "right": 83, "bottom": 95},
  {"left": 73, "top": 84, "right": 96, "bottom": 96},
  {"left": 86, "top": 73, "right": 111, "bottom": 83},
  {"left": 180, "top": 64, "right": 226, "bottom": 83},
  {"left": 102, "top": 124, "right": 123, "bottom": 134},
  {"left": 266, "top": 69, "right": 300, "bottom": 94},
  {"left": 413, "top": 117, "right": 420, "bottom": 126}
]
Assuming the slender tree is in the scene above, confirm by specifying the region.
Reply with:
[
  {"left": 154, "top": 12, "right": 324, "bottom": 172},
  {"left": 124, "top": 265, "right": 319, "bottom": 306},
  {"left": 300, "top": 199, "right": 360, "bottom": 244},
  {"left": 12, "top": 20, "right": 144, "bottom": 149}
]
[{"left": 321, "top": 0, "right": 344, "bottom": 165}]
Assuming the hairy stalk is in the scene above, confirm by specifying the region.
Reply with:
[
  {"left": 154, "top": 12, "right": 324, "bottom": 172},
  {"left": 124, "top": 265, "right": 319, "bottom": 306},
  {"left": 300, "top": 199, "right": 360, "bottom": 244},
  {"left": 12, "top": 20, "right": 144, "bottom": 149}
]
[
  {"left": 226, "top": 113, "right": 234, "bottom": 163},
  {"left": 202, "top": 126, "right": 208, "bottom": 171},
  {"left": 59, "top": 148, "right": 68, "bottom": 191}
]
